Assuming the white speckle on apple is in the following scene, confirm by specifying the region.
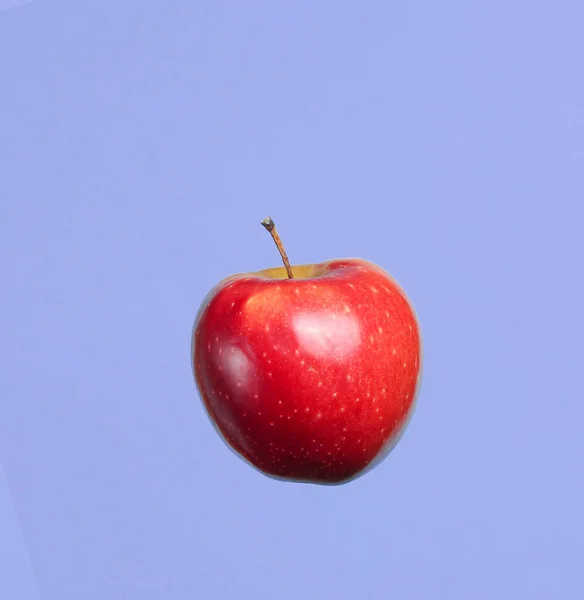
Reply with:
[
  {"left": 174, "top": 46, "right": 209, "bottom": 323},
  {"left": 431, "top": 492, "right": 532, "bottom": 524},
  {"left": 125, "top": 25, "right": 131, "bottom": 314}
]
[
  {"left": 231, "top": 302, "right": 235, "bottom": 308},
  {"left": 278, "top": 400, "right": 283, "bottom": 405},
  {"left": 342, "top": 427, "right": 347, "bottom": 432},
  {"left": 300, "top": 360, "right": 305, "bottom": 366},
  {"left": 332, "top": 392, "right": 338, "bottom": 397},
  {"left": 355, "top": 398, "right": 360, "bottom": 403},
  {"left": 294, "top": 349, "right": 300, "bottom": 356},
  {"left": 294, "top": 288, "right": 300, "bottom": 295},
  {"left": 258, "top": 412, "right": 262, "bottom": 416},
  {"left": 376, "top": 407, "right": 380, "bottom": 413},
  {"left": 318, "top": 381, "right": 323, "bottom": 387},
  {"left": 269, "top": 422, "right": 275, "bottom": 427},
  {"left": 265, "top": 325, "right": 270, "bottom": 332},
  {"left": 340, "top": 406, "right": 346, "bottom": 413},
  {"left": 371, "top": 286, "right": 378, "bottom": 293},
  {"left": 392, "top": 348, "right": 397, "bottom": 355},
  {"left": 378, "top": 327, "right": 383, "bottom": 334},
  {"left": 385, "top": 311, "right": 390, "bottom": 317},
  {"left": 316, "top": 412, "right": 322, "bottom": 419},
  {"left": 403, "top": 362, "right": 407, "bottom": 368},
  {"left": 348, "top": 283, "right": 355, "bottom": 289},
  {"left": 382, "top": 388, "right": 386, "bottom": 394},
  {"left": 369, "top": 335, "right": 374, "bottom": 343},
  {"left": 305, "top": 407, "right": 310, "bottom": 413},
  {"left": 215, "top": 336, "right": 219, "bottom": 342}
]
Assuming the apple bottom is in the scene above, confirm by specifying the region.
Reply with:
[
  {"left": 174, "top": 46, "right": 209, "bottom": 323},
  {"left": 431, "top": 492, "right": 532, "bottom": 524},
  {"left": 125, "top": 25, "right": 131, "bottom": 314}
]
[{"left": 200, "top": 387, "right": 416, "bottom": 485}]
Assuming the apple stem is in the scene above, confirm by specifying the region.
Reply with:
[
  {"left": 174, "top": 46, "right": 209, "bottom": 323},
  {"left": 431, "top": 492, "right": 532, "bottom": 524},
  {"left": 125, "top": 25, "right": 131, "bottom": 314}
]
[{"left": 261, "top": 216, "right": 294, "bottom": 279}]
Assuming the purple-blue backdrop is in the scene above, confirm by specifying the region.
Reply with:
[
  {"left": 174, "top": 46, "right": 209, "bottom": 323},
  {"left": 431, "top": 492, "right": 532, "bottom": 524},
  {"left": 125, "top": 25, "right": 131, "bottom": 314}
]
[{"left": 1, "top": 2, "right": 582, "bottom": 598}]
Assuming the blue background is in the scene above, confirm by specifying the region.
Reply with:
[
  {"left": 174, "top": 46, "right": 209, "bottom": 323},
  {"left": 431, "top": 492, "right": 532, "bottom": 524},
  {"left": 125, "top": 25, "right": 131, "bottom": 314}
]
[{"left": 1, "top": 2, "right": 583, "bottom": 598}]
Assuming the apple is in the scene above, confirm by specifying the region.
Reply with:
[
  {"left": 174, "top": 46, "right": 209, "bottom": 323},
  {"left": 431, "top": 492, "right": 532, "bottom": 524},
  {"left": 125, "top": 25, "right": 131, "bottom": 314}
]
[{"left": 191, "top": 217, "right": 422, "bottom": 485}]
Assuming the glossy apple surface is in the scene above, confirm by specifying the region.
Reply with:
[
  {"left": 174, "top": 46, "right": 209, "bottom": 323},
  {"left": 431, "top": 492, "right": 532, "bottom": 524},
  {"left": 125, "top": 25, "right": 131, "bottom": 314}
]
[{"left": 192, "top": 258, "right": 422, "bottom": 485}]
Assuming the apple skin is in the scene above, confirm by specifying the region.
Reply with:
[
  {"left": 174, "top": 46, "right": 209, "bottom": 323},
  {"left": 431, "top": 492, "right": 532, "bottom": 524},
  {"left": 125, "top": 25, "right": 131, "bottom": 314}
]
[{"left": 192, "top": 258, "right": 422, "bottom": 485}]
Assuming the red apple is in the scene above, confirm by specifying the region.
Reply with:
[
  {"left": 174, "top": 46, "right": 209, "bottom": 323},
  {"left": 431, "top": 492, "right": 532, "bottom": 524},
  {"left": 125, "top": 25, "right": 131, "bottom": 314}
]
[{"left": 191, "top": 218, "right": 422, "bottom": 485}]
